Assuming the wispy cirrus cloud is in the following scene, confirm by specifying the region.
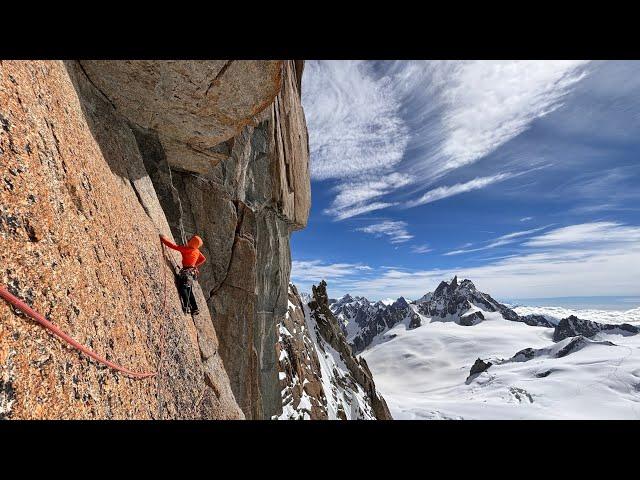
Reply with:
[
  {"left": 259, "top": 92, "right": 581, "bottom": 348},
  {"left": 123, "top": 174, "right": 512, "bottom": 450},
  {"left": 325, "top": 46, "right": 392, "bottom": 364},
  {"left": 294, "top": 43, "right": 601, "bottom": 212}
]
[
  {"left": 411, "top": 244, "right": 433, "bottom": 254},
  {"left": 524, "top": 222, "right": 640, "bottom": 247},
  {"left": 291, "top": 260, "right": 372, "bottom": 283},
  {"left": 405, "top": 173, "right": 513, "bottom": 208},
  {"left": 327, "top": 173, "right": 411, "bottom": 221},
  {"left": 303, "top": 61, "right": 409, "bottom": 181},
  {"left": 303, "top": 60, "right": 590, "bottom": 221},
  {"left": 356, "top": 220, "right": 413, "bottom": 244},
  {"left": 426, "top": 60, "right": 590, "bottom": 177},
  {"left": 304, "top": 222, "right": 640, "bottom": 300},
  {"left": 444, "top": 225, "right": 551, "bottom": 256}
]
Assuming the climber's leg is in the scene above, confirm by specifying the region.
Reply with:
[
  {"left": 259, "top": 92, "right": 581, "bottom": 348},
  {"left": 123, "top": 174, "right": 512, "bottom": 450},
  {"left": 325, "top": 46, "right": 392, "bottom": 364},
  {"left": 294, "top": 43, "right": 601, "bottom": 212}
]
[
  {"left": 189, "top": 285, "right": 199, "bottom": 315},
  {"left": 177, "top": 275, "right": 191, "bottom": 313}
]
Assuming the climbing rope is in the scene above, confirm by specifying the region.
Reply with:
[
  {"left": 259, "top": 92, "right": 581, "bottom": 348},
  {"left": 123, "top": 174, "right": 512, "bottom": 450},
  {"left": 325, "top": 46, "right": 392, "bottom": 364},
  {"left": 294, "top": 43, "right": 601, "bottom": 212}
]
[{"left": 0, "top": 285, "right": 155, "bottom": 379}]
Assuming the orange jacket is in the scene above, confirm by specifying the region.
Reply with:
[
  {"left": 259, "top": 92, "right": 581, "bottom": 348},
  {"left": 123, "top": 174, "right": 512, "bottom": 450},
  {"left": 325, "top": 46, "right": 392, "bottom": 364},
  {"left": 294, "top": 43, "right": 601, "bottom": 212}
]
[{"left": 161, "top": 235, "right": 206, "bottom": 268}]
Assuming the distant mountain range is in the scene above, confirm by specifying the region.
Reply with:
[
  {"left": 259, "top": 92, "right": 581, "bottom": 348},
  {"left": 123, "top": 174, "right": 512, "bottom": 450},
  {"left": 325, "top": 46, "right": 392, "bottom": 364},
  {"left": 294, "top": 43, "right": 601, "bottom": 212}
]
[
  {"left": 322, "top": 276, "right": 640, "bottom": 419},
  {"left": 330, "top": 276, "right": 553, "bottom": 353}
]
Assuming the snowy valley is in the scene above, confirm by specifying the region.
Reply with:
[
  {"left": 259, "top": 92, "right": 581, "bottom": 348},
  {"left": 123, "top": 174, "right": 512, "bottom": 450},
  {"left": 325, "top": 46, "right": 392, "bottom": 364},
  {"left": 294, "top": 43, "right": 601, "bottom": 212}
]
[{"left": 311, "top": 276, "right": 640, "bottom": 420}]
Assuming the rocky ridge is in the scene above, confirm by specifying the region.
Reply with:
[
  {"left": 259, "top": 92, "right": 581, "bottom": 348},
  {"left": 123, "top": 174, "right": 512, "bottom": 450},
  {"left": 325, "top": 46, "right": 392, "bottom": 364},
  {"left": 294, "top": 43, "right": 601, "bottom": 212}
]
[{"left": 276, "top": 282, "right": 392, "bottom": 420}]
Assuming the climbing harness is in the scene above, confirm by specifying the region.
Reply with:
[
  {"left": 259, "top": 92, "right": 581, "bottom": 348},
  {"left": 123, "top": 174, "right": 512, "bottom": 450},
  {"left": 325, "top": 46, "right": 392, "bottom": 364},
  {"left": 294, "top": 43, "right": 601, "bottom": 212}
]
[{"left": 0, "top": 284, "right": 155, "bottom": 379}]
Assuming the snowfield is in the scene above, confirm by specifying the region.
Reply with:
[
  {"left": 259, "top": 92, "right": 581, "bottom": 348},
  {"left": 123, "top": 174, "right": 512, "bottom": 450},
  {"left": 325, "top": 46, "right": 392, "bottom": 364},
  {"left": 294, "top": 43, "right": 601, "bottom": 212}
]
[{"left": 362, "top": 304, "right": 640, "bottom": 420}]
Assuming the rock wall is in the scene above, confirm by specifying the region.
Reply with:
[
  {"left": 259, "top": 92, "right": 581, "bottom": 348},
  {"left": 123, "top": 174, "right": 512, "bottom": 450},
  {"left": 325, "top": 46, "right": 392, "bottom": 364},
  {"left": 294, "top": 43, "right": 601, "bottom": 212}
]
[{"left": 0, "top": 60, "right": 310, "bottom": 419}]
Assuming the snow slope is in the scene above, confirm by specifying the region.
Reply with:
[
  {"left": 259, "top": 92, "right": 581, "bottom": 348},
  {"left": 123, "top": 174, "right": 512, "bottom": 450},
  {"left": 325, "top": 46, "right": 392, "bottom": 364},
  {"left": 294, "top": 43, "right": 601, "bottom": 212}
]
[{"left": 362, "top": 303, "right": 640, "bottom": 419}]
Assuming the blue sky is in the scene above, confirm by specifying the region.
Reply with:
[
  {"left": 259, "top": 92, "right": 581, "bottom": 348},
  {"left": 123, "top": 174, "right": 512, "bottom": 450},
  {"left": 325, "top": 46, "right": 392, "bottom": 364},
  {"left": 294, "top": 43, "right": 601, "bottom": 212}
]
[{"left": 291, "top": 61, "right": 640, "bottom": 300}]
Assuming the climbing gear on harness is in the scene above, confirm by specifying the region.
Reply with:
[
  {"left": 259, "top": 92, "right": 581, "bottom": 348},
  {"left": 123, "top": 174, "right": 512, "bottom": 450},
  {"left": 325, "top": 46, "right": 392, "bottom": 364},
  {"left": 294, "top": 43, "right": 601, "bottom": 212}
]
[
  {"left": 179, "top": 267, "right": 199, "bottom": 282},
  {"left": 0, "top": 284, "right": 155, "bottom": 379}
]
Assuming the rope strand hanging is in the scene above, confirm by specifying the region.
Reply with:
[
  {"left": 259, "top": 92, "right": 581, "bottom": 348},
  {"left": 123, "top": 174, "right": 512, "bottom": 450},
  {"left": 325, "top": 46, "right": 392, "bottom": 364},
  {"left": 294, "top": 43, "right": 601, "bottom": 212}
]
[{"left": 0, "top": 285, "right": 155, "bottom": 380}]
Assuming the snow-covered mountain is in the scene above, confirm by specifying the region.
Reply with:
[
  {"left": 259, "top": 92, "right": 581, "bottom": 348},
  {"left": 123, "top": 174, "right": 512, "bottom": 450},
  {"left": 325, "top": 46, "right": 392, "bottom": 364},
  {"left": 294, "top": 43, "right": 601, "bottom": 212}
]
[
  {"left": 330, "top": 276, "right": 551, "bottom": 353},
  {"left": 331, "top": 294, "right": 418, "bottom": 353},
  {"left": 275, "top": 282, "right": 392, "bottom": 420},
  {"left": 332, "top": 276, "right": 640, "bottom": 419}
]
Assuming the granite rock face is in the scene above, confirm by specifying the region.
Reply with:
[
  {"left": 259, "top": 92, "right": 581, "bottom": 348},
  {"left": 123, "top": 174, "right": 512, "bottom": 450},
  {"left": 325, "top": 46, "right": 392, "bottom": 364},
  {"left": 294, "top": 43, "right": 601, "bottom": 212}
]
[
  {"left": 133, "top": 60, "right": 310, "bottom": 419},
  {"left": 0, "top": 60, "right": 310, "bottom": 419},
  {"left": 79, "top": 60, "right": 284, "bottom": 152}
]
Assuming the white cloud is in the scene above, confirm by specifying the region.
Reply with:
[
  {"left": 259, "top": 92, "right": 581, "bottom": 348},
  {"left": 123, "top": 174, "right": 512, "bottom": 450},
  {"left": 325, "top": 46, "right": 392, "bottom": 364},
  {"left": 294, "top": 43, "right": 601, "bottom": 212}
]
[
  {"left": 302, "top": 61, "right": 409, "bottom": 181},
  {"left": 291, "top": 260, "right": 371, "bottom": 283},
  {"left": 524, "top": 222, "right": 640, "bottom": 247},
  {"left": 339, "top": 245, "right": 640, "bottom": 300},
  {"left": 297, "top": 222, "right": 640, "bottom": 300},
  {"left": 302, "top": 60, "right": 590, "bottom": 220},
  {"left": 326, "top": 173, "right": 411, "bottom": 221},
  {"left": 432, "top": 60, "right": 590, "bottom": 176},
  {"left": 405, "top": 173, "right": 513, "bottom": 208},
  {"left": 331, "top": 202, "right": 397, "bottom": 222},
  {"left": 411, "top": 244, "right": 433, "bottom": 254},
  {"left": 520, "top": 216, "right": 533, "bottom": 222},
  {"left": 444, "top": 226, "right": 551, "bottom": 256},
  {"left": 356, "top": 221, "right": 413, "bottom": 244}
]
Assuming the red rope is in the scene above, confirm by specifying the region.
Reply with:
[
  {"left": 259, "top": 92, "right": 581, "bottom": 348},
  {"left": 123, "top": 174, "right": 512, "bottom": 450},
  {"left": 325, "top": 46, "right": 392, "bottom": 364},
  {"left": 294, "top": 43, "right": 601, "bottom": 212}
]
[{"left": 0, "top": 285, "right": 155, "bottom": 380}]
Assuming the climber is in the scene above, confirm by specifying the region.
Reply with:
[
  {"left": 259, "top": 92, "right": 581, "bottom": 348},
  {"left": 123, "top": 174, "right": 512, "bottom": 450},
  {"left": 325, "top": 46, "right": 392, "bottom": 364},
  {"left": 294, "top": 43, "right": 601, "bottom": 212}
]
[{"left": 160, "top": 234, "right": 206, "bottom": 316}]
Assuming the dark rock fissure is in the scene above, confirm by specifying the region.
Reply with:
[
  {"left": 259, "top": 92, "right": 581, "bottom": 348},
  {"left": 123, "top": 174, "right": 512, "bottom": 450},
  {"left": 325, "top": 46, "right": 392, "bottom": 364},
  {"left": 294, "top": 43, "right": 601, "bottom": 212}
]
[{"left": 205, "top": 60, "right": 234, "bottom": 97}]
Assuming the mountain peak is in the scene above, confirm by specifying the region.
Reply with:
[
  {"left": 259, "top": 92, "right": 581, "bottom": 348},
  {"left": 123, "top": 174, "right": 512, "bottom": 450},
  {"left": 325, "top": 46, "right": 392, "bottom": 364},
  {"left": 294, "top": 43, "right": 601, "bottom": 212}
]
[
  {"left": 392, "top": 296, "right": 409, "bottom": 309},
  {"left": 312, "top": 280, "right": 330, "bottom": 307}
]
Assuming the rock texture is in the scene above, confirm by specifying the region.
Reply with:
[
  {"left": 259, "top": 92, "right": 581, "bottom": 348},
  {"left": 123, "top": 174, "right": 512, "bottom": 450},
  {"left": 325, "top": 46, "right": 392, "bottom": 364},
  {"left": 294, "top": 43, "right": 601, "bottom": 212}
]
[
  {"left": 467, "top": 358, "right": 492, "bottom": 381},
  {"left": 79, "top": 60, "right": 284, "bottom": 152},
  {"left": 276, "top": 284, "right": 328, "bottom": 419},
  {"left": 131, "top": 60, "right": 309, "bottom": 419},
  {"left": 509, "top": 336, "right": 616, "bottom": 363},
  {"left": 309, "top": 281, "right": 392, "bottom": 419},
  {"left": 0, "top": 60, "right": 310, "bottom": 419},
  {"left": 277, "top": 283, "right": 392, "bottom": 420}
]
